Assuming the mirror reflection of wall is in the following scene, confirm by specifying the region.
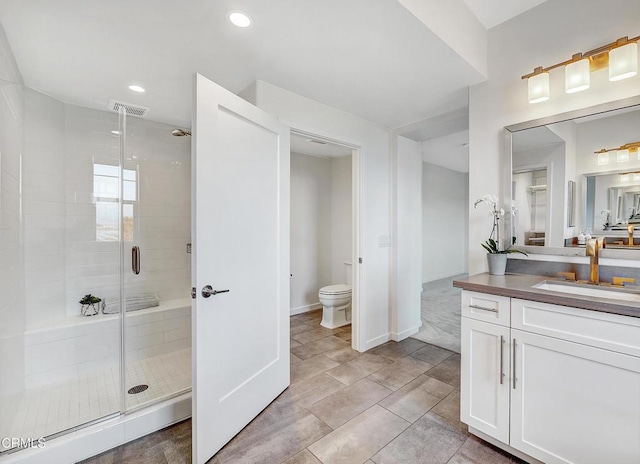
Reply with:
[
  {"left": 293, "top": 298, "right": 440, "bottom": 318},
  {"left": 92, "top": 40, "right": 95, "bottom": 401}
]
[
  {"left": 512, "top": 125, "right": 567, "bottom": 247},
  {"left": 513, "top": 169, "right": 547, "bottom": 246},
  {"left": 586, "top": 172, "right": 640, "bottom": 230}
]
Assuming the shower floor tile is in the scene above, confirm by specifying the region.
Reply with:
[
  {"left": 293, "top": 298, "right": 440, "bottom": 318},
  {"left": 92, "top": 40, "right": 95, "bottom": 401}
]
[{"left": 4, "top": 348, "right": 191, "bottom": 445}]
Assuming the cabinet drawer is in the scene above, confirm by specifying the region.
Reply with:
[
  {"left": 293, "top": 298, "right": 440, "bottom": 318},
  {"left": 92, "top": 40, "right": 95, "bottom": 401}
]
[
  {"left": 512, "top": 298, "right": 640, "bottom": 358},
  {"left": 461, "top": 290, "right": 510, "bottom": 326}
]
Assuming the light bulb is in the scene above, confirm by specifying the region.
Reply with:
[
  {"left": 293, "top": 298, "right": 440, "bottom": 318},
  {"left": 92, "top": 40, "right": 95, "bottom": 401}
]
[
  {"left": 609, "top": 42, "right": 638, "bottom": 81},
  {"left": 565, "top": 59, "right": 590, "bottom": 93},
  {"left": 528, "top": 72, "right": 550, "bottom": 103}
]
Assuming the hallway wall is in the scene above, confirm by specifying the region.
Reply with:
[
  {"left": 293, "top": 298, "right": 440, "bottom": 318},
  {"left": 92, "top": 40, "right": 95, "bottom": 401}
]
[{"left": 422, "top": 162, "right": 468, "bottom": 282}]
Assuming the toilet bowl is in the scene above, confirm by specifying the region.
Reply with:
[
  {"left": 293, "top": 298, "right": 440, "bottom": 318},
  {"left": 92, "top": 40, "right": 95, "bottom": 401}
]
[{"left": 318, "top": 284, "right": 352, "bottom": 329}]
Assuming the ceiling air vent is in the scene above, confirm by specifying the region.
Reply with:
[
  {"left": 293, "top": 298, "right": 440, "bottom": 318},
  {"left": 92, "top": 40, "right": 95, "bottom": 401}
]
[{"left": 107, "top": 99, "right": 150, "bottom": 118}]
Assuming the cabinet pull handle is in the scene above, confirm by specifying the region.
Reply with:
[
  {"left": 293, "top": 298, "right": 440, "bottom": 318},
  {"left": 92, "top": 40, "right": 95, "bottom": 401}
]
[
  {"left": 499, "top": 335, "right": 505, "bottom": 385},
  {"left": 512, "top": 339, "right": 517, "bottom": 390},
  {"left": 468, "top": 304, "right": 498, "bottom": 313}
]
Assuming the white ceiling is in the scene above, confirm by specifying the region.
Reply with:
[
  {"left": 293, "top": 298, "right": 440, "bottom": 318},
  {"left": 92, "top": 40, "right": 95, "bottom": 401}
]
[
  {"left": 462, "top": 0, "right": 549, "bottom": 29},
  {"left": 0, "top": 0, "right": 487, "bottom": 130},
  {"left": 421, "top": 130, "right": 469, "bottom": 173},
  {"left": 291, "top": 133, "right": 352, "bottom": 158}
]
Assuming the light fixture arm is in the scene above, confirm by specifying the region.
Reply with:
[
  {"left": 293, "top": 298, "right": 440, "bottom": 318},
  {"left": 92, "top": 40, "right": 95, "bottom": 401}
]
[
  {"left": 594, "top": 141, "right": 640, "bottom": 155},
  {"left": 522, "top": 35, "right": 640, "bottom": 79}
]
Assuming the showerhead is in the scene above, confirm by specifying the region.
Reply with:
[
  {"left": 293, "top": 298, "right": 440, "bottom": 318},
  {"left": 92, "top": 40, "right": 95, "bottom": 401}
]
[{"left": 172, "top": 129, "right": 192, "bottom": 137}]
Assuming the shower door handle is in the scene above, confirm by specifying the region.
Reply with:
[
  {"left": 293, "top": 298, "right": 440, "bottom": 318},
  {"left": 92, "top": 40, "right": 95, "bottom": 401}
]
[
  {"left": 132, "top": 246, "right": 140, "bottom": 275},
  {"left": 201, "top": 285, "right": 230, "bottom": 298}
]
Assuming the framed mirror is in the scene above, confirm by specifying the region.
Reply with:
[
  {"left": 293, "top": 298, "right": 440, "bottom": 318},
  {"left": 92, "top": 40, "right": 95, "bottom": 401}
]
[{"left": 504, "top": 95, "right": 640, "bottom": 255}]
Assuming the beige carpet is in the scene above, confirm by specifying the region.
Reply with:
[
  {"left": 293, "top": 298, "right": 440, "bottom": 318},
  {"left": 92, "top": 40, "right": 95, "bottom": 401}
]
[{"left": 410, "top": 274, "right": 467, "bottom": 353}]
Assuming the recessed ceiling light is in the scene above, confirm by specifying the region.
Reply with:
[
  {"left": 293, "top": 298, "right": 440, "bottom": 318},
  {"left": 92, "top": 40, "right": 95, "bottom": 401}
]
[
  {"left": 128, "top": 85, "right": 145, "bottom": 93},
  {"left": 228, "top": 11, "right": 252, "bottom": 28},
  {"left": 111, "top": 130, "right": 121, "bottom": 135}
]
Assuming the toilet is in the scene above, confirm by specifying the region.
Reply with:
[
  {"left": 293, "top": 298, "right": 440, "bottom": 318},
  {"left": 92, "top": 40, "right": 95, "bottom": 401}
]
[{"left": 318, "top": 284, "right": 352, "bottom": 329}]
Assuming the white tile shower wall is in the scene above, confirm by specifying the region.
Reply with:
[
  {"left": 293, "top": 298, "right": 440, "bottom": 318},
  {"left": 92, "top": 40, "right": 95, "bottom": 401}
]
[
  {"left": 0, "top": 22, "right": 26, "bottom": 439},
  {"left": 23, "top": 301, "right": 191, "bottom": 388},
  {"left": 23, "top": 89, "right": 67, "bottom": 330},
  {"left": 21, "top": 92, "right": 191, "bottom": 330}
]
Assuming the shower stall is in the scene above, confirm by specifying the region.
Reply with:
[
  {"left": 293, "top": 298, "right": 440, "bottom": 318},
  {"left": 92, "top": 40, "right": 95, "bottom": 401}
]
[{"left": 0, "top": 80, "right": 192, "bottom": 454}]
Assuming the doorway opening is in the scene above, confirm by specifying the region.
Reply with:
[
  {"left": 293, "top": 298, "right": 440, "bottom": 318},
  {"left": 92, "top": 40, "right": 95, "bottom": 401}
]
[{"left": 289, "top": 130, "right": 361, "bottom": 350}]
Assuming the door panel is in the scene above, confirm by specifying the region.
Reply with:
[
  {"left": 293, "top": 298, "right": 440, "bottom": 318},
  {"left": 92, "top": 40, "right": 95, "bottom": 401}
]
[
  {"left": 192, "top": 74, "right": 290, "bottom": 464},
  {"left": 461, "top": 318, "right": 510, "bottom": 443},
  {"left": 511, "top": 329, "right": 640, "bottom": 464}
]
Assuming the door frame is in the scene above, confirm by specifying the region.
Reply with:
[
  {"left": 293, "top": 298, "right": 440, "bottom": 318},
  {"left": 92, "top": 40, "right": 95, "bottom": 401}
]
[{"left": 290, "top": 128, "right": 364, "bottom": 352}]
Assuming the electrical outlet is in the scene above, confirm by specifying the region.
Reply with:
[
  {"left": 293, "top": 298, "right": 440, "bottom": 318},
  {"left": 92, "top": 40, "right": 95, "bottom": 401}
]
[{"left": 378, "top": 235, "right": 391, "bottom": 247}]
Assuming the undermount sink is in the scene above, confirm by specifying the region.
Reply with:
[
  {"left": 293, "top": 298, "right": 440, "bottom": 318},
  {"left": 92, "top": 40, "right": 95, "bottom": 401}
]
[{"left": 533, "top": 281, "right": 640, "bottom": 303}]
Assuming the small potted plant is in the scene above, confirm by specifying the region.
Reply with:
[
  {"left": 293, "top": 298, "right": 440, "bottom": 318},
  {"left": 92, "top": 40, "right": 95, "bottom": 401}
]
[
  {"left": 79, "top": 294, "right": 102, "bottom": 316},
  {"left": 475, "top": 194, "right": 527, "bottom": 275}
]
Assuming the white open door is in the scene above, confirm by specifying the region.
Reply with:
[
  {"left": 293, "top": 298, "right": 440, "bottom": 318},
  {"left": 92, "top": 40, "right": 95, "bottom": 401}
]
[{"left": 191, "top": 74, "right": 290, "bottom": 464}]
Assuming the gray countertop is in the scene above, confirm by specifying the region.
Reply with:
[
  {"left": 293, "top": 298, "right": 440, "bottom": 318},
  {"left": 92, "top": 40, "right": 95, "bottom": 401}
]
[{"left": 453, "top": 273, "right": 640, "bottom": 319}]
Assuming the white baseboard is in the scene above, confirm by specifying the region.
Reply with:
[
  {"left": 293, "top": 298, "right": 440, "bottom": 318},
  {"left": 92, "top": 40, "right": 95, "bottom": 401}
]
[
  {"left": 364, "top": 332, "right": 391, "bottom": 351},
  {"left": 290, "top": 303, "right": 322, "bottom": 316},
  {"left": 390, "top": 325, "right": 420, "bottom": 342},
  {"left": 0, "top": 393, "right": 191, "bottom": 464}
]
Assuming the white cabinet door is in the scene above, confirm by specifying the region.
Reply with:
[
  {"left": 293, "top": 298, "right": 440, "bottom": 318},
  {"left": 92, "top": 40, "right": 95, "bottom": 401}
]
[
  {"left": 510, "top": 329, "right": 640, "bottom": 464},
  {"left": 461, "top": 317, "right": 510, "bottom": 443}
]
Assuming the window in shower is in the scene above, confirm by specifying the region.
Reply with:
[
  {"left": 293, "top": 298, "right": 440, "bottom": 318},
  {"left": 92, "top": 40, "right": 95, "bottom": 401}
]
[{"left": 94, "top": 163, "right": 137, "bottom": 241}]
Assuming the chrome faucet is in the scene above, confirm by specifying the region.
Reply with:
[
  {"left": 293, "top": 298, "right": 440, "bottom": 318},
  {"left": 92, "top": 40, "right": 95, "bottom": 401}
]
[
  {"left": 586, "top": 238, "right": 605, "bottom": 284},
  {"left": 629, "top": 224, "right": 635, "bottom": 246}
]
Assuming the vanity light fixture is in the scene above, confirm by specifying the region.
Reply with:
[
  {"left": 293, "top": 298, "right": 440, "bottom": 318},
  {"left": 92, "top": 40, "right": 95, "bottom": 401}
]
[
  {"left": 523, "top": 35, "right": 640, "bottom": 103},
  {"left": 595, "top": 142, "right": 640, "bottom": 164}
]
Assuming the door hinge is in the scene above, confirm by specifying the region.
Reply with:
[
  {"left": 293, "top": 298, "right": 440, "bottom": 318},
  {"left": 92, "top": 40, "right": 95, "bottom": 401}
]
[
  {"left": 358, "top": 257, "right": 363, "bottom": 264},
  {"left": 191, "top": 287, "right": 196, "bottom": 299}
]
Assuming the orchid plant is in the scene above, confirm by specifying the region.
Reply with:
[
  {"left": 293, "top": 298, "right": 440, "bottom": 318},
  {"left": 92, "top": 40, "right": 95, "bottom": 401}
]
[{"left": 475, "top": 194, "right": 527, "bottom": 256}]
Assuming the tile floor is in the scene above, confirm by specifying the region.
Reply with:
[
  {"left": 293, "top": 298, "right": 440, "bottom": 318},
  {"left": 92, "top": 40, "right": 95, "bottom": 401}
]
[
  {"left": 411, "top": 274, "right": 467, "bottom": 353},
  {"left": 3, "top": 348, "right": 191, "bottom": 448},
  {"left": 81, "top": 310, "right": 523, "bottom": 464}
]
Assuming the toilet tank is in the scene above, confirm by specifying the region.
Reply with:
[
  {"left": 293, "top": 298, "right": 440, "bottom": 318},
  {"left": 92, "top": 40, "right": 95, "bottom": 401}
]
[{"left": 344, "top": 262, "right": 352, "bottom": 286}]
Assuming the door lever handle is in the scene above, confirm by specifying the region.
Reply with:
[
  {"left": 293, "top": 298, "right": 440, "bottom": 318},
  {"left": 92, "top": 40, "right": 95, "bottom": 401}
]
[{"left": 201, "top": 285, "right": 230, "bottom": 298}]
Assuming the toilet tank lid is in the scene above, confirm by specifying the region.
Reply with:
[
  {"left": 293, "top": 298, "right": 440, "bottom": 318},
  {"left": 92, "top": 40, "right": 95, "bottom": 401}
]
[{"left": 319, "top": 284, "right": 352, "bottom": 295}]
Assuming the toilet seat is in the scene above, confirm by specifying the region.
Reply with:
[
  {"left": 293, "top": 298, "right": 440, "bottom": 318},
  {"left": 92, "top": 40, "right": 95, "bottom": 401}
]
[{"left": 319, "top": 284, "right": 351, "bottom": 296}]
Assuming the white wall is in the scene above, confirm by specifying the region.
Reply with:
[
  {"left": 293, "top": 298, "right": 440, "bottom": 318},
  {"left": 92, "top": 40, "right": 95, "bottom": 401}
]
[
  {"left": 469, "top": 0, "right": 640, "bottom": 274},
  {"left": 246, "top": 80, "right": 394, "bottom": 350},
  {"left": 331, "top": 155, "right": 353, "bottom": 284},
  {"left": 0, "top": 22, "right": 25, "bottom": 442},
  {"left": 391, "top": 136, "right": 423, "bottom": 340},
  {"left": 290, "top": 153, "right": 332, "bottom": 313},
  {"left": 22, "top": 90, "right": 191, "bottom": 330},
  {"left": 289, "top": 152, "right": 353, "bottom": 315},
  {"left": 422, "top": 162, "right": 468, "bottom": 282}
]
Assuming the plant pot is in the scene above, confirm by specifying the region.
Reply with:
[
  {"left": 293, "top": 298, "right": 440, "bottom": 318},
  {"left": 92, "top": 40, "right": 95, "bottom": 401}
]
[
  {"left": 487, "top": 253, "right": 508, "bottom": 276},
  {"left": 81, "top": 303, "right": 100, "bottom": 316}
]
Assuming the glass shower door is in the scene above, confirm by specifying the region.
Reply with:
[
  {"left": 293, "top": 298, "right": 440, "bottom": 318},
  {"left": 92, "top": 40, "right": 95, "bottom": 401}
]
[{"left": 121, "top": 115, "right": 192, "bottom": 411}]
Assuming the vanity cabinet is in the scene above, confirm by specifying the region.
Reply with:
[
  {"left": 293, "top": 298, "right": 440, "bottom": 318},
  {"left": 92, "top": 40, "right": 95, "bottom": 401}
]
[{"left": 461, "top": 290, "right": 640, "bottom": 464}]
